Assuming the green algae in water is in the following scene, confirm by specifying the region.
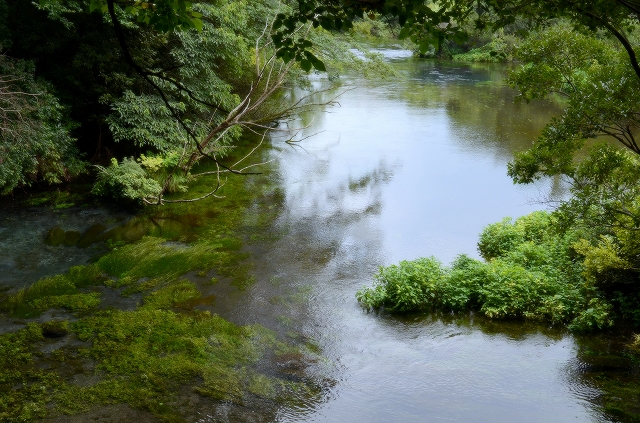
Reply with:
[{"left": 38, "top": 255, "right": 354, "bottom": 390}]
[
  {"left": 0, "top": 148, "right": 324, "bottom": 421},
  {"left": 140, "top": 280, "right": 202, "bottom": 310},
  {"left": 0, "top": 323, "right": 62, "bottom": 421},
  {"left": 1, "top": 265, "right": 106, "bottom": 318},
  {"left": 96, "top": 237, "right": 222, "bottom": 281},
  {"left": 0, "top": 292, "right": 320, "bottom": 421}
]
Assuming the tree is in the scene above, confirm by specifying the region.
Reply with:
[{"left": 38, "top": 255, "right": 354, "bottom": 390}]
[
  {"left": 0, "top": 0, "right": 330, "bottom": 199},
  {"left": 269, "top": 1, "right": 640, "bottom": 78},
  {"left": 54, "top": 1, "right": 639, "bottom": 79},
  {"left": 0, "top": 55, "right": 83, "bottom": 193},
  {"left": 506, "top": 25, "right": 640, "bottom": 184}
]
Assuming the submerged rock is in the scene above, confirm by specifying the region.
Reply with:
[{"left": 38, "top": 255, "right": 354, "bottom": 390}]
[
  {"left": 77, "top": 223, "right": 107, "bottom": 248},
  {"left": 45, "top": 227, "right": 66, "bottom": 246},
  {"left": 42, "top": 320, "right": 68, "bottom": 338},
  {"left": 63, "top": 230, "right": 82, "bottom": 247}
]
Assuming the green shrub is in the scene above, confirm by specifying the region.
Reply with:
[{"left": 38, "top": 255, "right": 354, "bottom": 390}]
[
  {"left": 568, "top": 298, "right": 614, "bottom": 331},
  {"left": 92, "top": 157, "right": 161, "bottom": 203},
  {"left": 357, "top": 257, "right": 446, "bottom": 311},
  {"left": 437, "top": 255, "right": 486, "bottom": 310},
  {"left": 477, "top": 211, "right": 552, "bottom": 260},
  {"left": 357, "top": 210, "right": 618, "bottom": 330},
  {"left": 452, "top": 35, "right": 516, "bottom": 62}
]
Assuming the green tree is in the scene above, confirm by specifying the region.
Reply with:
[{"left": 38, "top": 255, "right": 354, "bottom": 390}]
[
  {"left": 507, "top": 25, "right": 640, "bottom": 184},
  {"left": 0, "top": 55, "right": 83, "bottom": 193},
  {"left": 268, "top": 1, "right": 639, "bottom": 78}
]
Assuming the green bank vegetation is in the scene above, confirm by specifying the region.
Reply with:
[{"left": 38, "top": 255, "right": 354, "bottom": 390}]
[
  {"left": 0, "top": 0, "right": 395, "bottom": 206},
  {"left": 357, "top": 211, "right": 615, "bottom": 331}
]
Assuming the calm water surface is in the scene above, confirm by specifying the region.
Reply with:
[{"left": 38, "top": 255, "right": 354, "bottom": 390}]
[{"left": 225, "top": 54, "right": 617, "bottom": 422}]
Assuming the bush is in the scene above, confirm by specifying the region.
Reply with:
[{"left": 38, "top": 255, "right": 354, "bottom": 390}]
[
  {"left": 357, "top": 257, "right": 447, "bottom": 312},
  {"left": 477, "top": 211, "right": 552, "bottom": 260},
  {"left": 357, "top": 210, "right": 616, "bottom": 330},
  {"left": 0, "top": 56, "right": 84, "bottom": 193},
  {"left": 92, "top": 157, "right": 162, "bottom": 203},
  {"left": 452, "top": 35, "right": 517, "bottom": 62}
]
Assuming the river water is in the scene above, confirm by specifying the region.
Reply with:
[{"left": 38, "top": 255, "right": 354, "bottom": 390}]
[
  {"left": 0, "top": 52, "right": 634, "bottom": 422},
  {"left": 220, "top": 53, "right": 625, "bottom": 422}
]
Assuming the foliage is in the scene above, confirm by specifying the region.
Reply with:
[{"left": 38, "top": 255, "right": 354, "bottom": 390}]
[
  {"left": 0, "top": 305, "right": 309, "bottom": 420},
  {"left": 0, "top": 55, "right": 84, "bottom": 193},
  {"left": 1, "top": 0, "right": 350, "bottom": 201},
  {"left": 507, "top": 25, "right": 640, "bottom": 184},
  {"left": 356, "top": 257, "right": 447, "bottom": 312},
  {"left": 357, "top": 211, "right": 616, "bottom": 331},
  {"left": 477, "top": 211, "right": 552, "bottom": 260},
  {"left": 452, "top": 33, "right": 516, "bottom": 62},
  {"left": 309, "top": 27, "right": 398, "bottom": 80},
  {"left": 555, "top": 145, "right": 640, "bottom": 234},
  {"left": 497, "top": 24, "right": 640, "bottom": 328},
  {"left": 92, "top": 157, "right": 162, "bottom": 202},
  {"left": 42, "top": 0, "right": 639, "bottom": 74},
  {"left": 269, "top": 0, "right": 640, "bottom": 80}
]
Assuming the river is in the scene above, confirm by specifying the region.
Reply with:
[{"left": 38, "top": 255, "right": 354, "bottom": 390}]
[
  {"left": 211, "top": 53, "right": 627, "bottom": 422},
  {"left": 0, "top": 51, "right": 636, "bottom": 422}
]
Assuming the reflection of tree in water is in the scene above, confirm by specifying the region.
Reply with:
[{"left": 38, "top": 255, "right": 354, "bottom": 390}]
[
  {"left": 390, "top": 310, "right": 566, "bottom": 341},
  {"left": 399, "top": 79, "right": 563, "bottom": 162},
  {"left": 273, "top": 158, "right": 394, "bottom": 275},
  {"left": 211, "top": 159, "right": 400, "bottom": 421}
]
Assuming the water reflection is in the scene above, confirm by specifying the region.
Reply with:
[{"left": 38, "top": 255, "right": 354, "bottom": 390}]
[{"left": 1, "top": 52, "right": 632, "bottom": 422}]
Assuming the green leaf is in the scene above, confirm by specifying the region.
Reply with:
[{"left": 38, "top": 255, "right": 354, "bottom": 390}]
[
  {"left": 311, "top": 58, "right": 326, "bottom": 72},
  {"left": 398, "top": 26, "right": 411, "bottom": 39},
  {"left": 192, "top": 18, "right": 203, "bottom": 32},
  {"left": 419, "top": 41, "right": 431, "bottom": 54},
  {"left": 300, "top": 59, "right": 312, "bottom": 72}
]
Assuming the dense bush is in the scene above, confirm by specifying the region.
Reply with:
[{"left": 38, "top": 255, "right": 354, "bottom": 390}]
[
  {"left": 357, "top": 211, "right": 618, "bottom": 331},
  {"left": 0, "top": 56, "right": 84, "bottom": 193}
]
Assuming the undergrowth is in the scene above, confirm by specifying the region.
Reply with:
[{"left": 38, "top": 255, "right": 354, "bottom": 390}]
[{"left": 453, "top": 35, "right": 516, "bottom": 62}]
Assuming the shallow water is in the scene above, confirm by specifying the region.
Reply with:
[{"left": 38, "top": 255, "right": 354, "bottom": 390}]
[{"left": 0, "top": 205, "right": 130, "bottom": 289}]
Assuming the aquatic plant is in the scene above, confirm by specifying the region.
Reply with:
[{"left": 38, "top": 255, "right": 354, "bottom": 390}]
[{"left": 1, "top": 265, "right": 105, "bottom": 318}]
